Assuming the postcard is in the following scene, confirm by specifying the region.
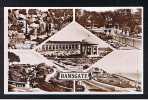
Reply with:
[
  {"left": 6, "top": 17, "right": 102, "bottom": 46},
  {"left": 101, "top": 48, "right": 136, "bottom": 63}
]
[{"left": 4, "top": 7, "right": 143, "bottom": 94}]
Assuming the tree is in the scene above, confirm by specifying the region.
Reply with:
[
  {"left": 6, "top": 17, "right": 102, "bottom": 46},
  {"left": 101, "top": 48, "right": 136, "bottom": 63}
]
[{"left": 8, "top": 52, "right": 20, "bottom": 63}]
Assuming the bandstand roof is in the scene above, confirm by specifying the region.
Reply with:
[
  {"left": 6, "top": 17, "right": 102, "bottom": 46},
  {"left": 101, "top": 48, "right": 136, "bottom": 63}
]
[{"left": 48, "top": 21, "right": 114, "bottom": 48}]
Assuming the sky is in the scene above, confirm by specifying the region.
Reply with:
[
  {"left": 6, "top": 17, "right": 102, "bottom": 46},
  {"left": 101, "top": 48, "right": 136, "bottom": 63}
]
[{"left": 80, "top": 7, "right": 142, "bottom": 13}]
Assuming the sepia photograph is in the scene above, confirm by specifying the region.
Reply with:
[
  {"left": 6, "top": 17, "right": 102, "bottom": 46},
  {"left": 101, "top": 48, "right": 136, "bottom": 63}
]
[
  {"left": 4, "top": 7, "right": 143, "bottom": 94},
  {"left": 8, "top": 8, "right": 73, "bottom": 49}
]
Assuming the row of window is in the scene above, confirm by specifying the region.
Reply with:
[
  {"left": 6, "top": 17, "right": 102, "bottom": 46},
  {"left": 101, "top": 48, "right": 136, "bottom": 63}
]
[
  {"left": 80, "top": 46, "right": 98, "bottom": 55},
  {"left": 42, "top": 44, "right": 79, "bottom": 50}
]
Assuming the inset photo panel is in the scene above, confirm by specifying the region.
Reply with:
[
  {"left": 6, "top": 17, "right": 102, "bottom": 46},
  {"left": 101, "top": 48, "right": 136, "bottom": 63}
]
[
  {"left": 7, "top": 8, "right": 73, "bottom": 49},
  {"left": 4, "top": 7, "right": 143, "bottom": 94}
]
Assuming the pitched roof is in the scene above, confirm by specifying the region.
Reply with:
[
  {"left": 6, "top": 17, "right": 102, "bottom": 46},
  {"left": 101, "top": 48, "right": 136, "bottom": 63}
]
[
  {"left": 34, "top": 21, "right": 115, "bottom": 50},
  {"left": 49, "top": 22, "right": 106, "bottom": 45}
]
